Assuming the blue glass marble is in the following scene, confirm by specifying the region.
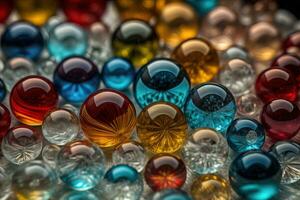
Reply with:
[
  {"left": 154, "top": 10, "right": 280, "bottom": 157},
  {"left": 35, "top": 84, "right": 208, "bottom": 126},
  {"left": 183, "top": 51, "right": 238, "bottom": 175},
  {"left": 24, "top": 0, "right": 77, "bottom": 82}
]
[
  {"left": 47, "top": 22, "right": 88, "bottom": 62},
  {"left": 0, "top": 21, "right": 44, "bottom": 61},
  {"left": 184, "top": 83, "right": 236, "bottom": 133},
  {"left": 100, "top": 164, "right": 143, "bottom": 200},
  {"left": 186, "top": 0, "right": 219, "bottom": 16},
  {"left": 152, "top": 189, "right": 192, "bottom": 200},
  {"left": 229, "top": 151, "right": 282, "bottom": 200},
  {"left": 134, "top": 59, "right": 190, "bottom": 109},
  {"left": 102, "top": 57, "right": 135, "bottom": 90},
  {"left": 226, "top": 118, "right": 265, "bottom": 153},
  {"left": 53, "top": 56, "right": 100, "bottom": 104},
  {"left": 0, "top": 78, "right": 6, "bottom": 102}
]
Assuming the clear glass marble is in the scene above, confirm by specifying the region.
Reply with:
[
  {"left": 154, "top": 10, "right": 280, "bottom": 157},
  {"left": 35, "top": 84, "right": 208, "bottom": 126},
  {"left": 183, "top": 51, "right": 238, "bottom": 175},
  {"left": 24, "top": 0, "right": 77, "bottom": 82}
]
[
  {"left": 274, "top": 9, "right": 296, "bottom": 37},
  {"left": 237, "top": 93, "right": 263, "bottom": 118},
  {"left": 37, "top": 58, "right": 57, "bottom": 80},
  {"left": 0, "top": 167, "right": 10, "bottom": 199},
  {"left": 42, "top": 144, "right": 61, "bottom": 168},
  {"left": 182, "top": 128, "right": 228, "bottom": 174},
  {"left": 221, "top": 45, "right": 251, "bottom": 65},
  {"left": 61, "top": 103, "right": 79, "bottom": 115},
  {"left": 42, "top": 108, "right": 79, "bottom": 145}
]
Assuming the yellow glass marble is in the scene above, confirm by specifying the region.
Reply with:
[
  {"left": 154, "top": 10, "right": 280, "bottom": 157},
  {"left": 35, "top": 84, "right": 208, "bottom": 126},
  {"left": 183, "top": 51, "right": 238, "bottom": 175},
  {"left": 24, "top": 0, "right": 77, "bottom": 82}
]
[
  {"left": 15, "top": 0, "right": 58, "bottom": 26},
  {"left": 156, "top": 2, "right": 199, "bottom": 47},
  {"left": 191, "top": 174, "right": 231, "bottom": 200},
  {"left": 137, "top": 102, "right": 187, "bottom": 154},
  {"left": 171, "top": 38, "right": 220, "bottom": 85}
]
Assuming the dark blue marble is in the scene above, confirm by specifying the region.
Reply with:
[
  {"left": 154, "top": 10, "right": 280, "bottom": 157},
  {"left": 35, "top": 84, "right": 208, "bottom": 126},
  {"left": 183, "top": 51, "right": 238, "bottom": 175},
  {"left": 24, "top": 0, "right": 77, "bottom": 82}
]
[{"left": 0, "top": 78, "right": 6, "bottom": 102}]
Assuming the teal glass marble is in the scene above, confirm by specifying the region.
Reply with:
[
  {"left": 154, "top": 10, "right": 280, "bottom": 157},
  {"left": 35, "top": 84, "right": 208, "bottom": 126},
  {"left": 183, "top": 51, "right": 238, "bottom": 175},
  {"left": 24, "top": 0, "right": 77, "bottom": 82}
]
[
  {"left": 152, "top": 189, "right": 192, "bottom": 200},
  {"left": 186, "top": 0, "right": 219, "bottom": 16},
  {"left": 102, "top": 57, "right": 135, "bottom": 90},
  {"left": 0, "top": 78, "right": 6, "bottom": 102},
  {"left": 100, "top": 164, "right": 143, "bottom": 200},
  {"left": 184, "top": 83, "right": 236, "bottom": 133},
  {"left": 59, "top": 191, "right": 99, "bottom": 200},
  {"left": 226, "top": 118, "right": 265, "bottom": 153},
  {"left": 229, "top": 151, "right": 282, "bottom": 200},
  {"left": 56, "top": 140, "right": 106, "bottom": 191},
  {"left": 134, "top": 59, "right": 190, "bottom": 109},
  {"left": 47, "top": 22, "right": 88, "bottom": 62}
]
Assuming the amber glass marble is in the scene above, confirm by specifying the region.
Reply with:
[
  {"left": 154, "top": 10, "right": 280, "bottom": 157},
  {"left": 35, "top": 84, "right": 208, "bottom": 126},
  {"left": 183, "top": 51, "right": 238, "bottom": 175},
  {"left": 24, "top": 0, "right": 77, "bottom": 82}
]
[
  {"left": 137, "top": 102, "right": 187, "bottom": 154},
  {"left": 171, "top": 38, "right": 220, "bottom": 85},
  {"left": 80, "top": 89, "right": 136, "bottom": 149},
  {"left": 191, "top": 174, "right": 231, "bottom": 200},
  {"left": 156, "top": 2, "right": 199, "bottom": 47}
]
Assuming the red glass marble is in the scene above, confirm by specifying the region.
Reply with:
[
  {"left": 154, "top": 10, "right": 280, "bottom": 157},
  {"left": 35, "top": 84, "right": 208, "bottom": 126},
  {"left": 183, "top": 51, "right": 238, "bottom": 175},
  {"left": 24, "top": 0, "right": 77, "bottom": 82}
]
[
  {"left": 0, "top": 0, "right": 13, "bottom": 23},
  {"left": 282, "top": 31, "right": 300, "bottom": 57},
  {"left": 272, "top": 54, "right": 300, "bottom": 87},
  {"left": 255, "top": 67, "right": 297, "bottom": 103},
  {"left": 261, "top": 99, "right": 300, "bottom": 141},
  {"left": 10, "top": 75, "right": 58, "bottom": 126},
  {"left": 61, "top": 0, "right": 107, "bottom": 27},
  {"left": 0, "top": 103, "right": 11, "bottom": 139},
  {"left": 144, "top": 154, "right": 187, "bottom": 191}
]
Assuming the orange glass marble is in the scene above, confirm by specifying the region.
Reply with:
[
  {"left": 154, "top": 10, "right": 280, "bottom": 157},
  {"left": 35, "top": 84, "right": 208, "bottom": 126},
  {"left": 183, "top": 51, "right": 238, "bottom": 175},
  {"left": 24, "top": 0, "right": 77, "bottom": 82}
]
[
  {"left": 80, "top": 89, "right": 136, "bottom": 149},
  {"left": 137, "top": 102, "right": 187, "bottom": 154},
  {"left": 171, "top": 38, "right": 220, "bottom": 85}
]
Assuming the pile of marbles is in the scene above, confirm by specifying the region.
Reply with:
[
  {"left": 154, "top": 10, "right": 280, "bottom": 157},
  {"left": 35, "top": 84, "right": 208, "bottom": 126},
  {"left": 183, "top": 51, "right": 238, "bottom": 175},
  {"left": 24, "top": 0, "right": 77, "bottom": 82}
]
[{"left": 0, "top": 0, "right": 300, "bottom": 200}]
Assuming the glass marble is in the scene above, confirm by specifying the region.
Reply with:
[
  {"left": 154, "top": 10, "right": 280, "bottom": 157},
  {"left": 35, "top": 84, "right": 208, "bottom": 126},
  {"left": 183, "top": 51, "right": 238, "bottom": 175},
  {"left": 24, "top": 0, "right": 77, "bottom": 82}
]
[
  {"left": 59, "top": 191, "right": 99, "bottom": 200},
  {"left": 155, "top": 2, "right": 199, "bottom": 47},
  {"left": 0, "top": 0, "right": 13, "bottom": 23},
  {"left": 226, "top": 118, "right": 265, "bottom": 153},
  {"left": 255, "top": 67, "right": 297, "bottom": 103},
  {"left": 10, "top": 75, "right": 59, "bottom": 126},
  {"left": 282, "top": 31, "right": 300, "bottom": 57},
  {"left": 137, "top": 102, "right": 187, "bottom": 154},
  {"left": 246, "top": 22, "right": 281, "bottom": 62},
  {"left": 184, "top": 83, "right": 236, "bottom": 133},
  {"left": 111, "top": 20, "right": 159, "bottom": 68},
  {"left": 37, "top": 58, "right": 57, "bottom": 80},
  {"left": 47, "top": 22, "right": 88, "bottom": 62},
  {"left": 221, "top": 45, "right": 251, "bottom": 65},
  {"left": 99, "top": 165, "right": 143, "bottom": 200},
  {"left": 12, "top": 161, "right": 58, "bottom": 200},
  {"left": 61, "top": 0, "right": 107, "bottom": 27},
  {"left": 80, "top": 89, "right": 136, "bottom": 148},
  {"left": 54, "top": 56, "right": 100, "bottom": 104},
  {"left": 57, "top": 140, "right": 106, "bottom": 191},
  {"left": 182, "top": 128, "right": 228, "bottom": 174},
  {"left": 0, "top": 167, "right": 10, "bottom": 198},
  {"left": 144, "top": 154, "right": 187, "bottom": 191},
  {"left": 275, "top": 9, "right": 296, "bottom": 37},
  {"left": 42, "top": 144, "right": 61, "bottom": 168},
  {"left": 42, "top": 108, "right": 79, "bottom": 145},
  {"left": 152, "top": 189, "right": 192, "bottom": 200},
  {"left": 186, "top": 0, "right": 219, "bottom": 16},
  {"left": 102, "top": 57, "right": 135, "bottom": 91},
  {"left": 270, "top": 141, "right": 300, "bottom": 184},
  {"left": 0, "top": 21, "right": 44, "bottom": 61},
  {"left": 1, "top": 126, "right": 43, "bottom": 165},
  {"left": 134, "top": 59, "right": 190, "bottom": 109},
  {"left": 171, "top": 38, "right": 220, "bottom": 85},
  {"left": 237, "top": 93, "right": 262, "bottom": 118},
  {"left": 0, "top": 78, "right": 6, "bottom": 101},
  {"left": 229, "top": 151, "right": 282, "bottom": 200},
  {"left": 191, "top": 174, "right": 231, "bottom": 200},
  {"left": 219, "top": 58, "right": 255, "bottom": 96},
  {"left": 112, "top": 141, "right": 146, "bottom": 172},
  {"left": 0, "top": 103, "right": 11, "bottom": 139},
  {"left": 15, "top": 0, "right": 58, "bottom": 26}
]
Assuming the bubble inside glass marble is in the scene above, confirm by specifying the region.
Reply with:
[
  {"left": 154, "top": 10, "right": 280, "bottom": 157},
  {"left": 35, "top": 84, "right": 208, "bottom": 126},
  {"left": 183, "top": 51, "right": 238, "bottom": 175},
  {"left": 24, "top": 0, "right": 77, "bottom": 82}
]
[{"left": 152, "top": 189, "right": 192, "bottom": 200}]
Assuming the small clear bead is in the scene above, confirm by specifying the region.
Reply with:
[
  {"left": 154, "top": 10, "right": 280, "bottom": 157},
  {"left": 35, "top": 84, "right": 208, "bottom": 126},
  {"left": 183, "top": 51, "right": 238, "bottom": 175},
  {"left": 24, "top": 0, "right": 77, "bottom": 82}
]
[
  {"left": 37, "top": 58, "right": 57, "bottom": 80},
  {"left": 237, "top": 93, "right": 263, "bottom": 118},
  {"left": 42, "top": 144, "right": 61, "bottom": 168}
]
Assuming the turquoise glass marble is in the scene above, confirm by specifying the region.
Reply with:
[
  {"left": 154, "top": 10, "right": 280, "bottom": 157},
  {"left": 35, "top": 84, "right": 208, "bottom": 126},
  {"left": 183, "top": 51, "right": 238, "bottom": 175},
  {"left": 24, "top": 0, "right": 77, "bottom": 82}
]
[
  {"left": 229, "top": 151, "right": 282, "bottom": 200},
  {"left": 0, "top": 78, "right": 6, "bottom": 102},
  {"left": 184, "top": 83, "right": 236, "bottom": 133},
  {"left": 102, "top": 57, "right": 135, "bottom": 90},
  {"left": 186, "top": 0, "right": 219, "bottom": 16},
  {"left": 47, "top": 22, "right": 88, "bottom": 62},
  {"left": 152, "top": 189, "right": 192, "bottom": 200},
  {"left": 226, "top": 118, "right": 265, "bottom": 153},
  {"left": 59, "top": 191, "right": 99, "bottom": 200},
  {"left": 134, "top": 59, "right": 190, "bottom": 109}
]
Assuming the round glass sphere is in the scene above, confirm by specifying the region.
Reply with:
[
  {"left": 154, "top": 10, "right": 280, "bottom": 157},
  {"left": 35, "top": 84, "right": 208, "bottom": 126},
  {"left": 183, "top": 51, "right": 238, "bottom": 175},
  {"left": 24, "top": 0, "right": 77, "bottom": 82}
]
[
  {"left": 100, "top": 165, "right": 143, "bottom": 200},
  {"left": 191, "top": 174, "right": 231, "bottom": 200},
  {"left": 102, "top": 57, "right": 135, "bottom": 91},
  {"left": 0, "top": 167, "right": 10, "bottom": 198},
  {"left": 182, "top": 128, "right": 228, "bottom": 174},
  {"left": 47, "top": 22, "right": 88, "bottom": 62},
  {"left": 12, "top": 161, "right": 58, "bottom": 200},
  {"left": 155, "top": 2, "right": 199, "bottom": 47},
  {"left": 171, "top": 38, "right": 220, "bottom": 85},
  {"left": 10, "top": 75, "right": 58, "bottom": 126},
  {"left": 134, "top": 59, "right": 190, "bottom": 109},
  {"left": 0, "top": 21, "right": 44, "bottom": 61},
  {"left": 229, "top": 151, "right": 282, "bottom": 200},
  {"left": 184, "top": 82, "right": 236, "bottom": 133},
  {"left": 0, "top": 103, "right": 11, "bottom": 139},
  {"left": 37, "top": 58, "right": 57, "bottom": 80},
  {"left": 57, "top": 140, "right": 106, "bottom": 191},
  {"left": 144, "top": 154, "right": 186, "bottom": 191},
  {"left": 42, "top": 144, "right": 60, "bottom": 168},
  {"left": 59, "top": 191, "right": 99, "bottom": 200},
  {"left": 270, "top": 141, "right": 300, "bottom": 184},
  {"left": 0, "top": 78, "right": 6, "bottom": 101},
  {"left": 222, "top": 45, "right": 251, "bottom": 64},
  {"left": 112, "top": 141, "right": 146, "bottom": 172},
  {"left": 237, "top": 93, "right": 262, "bottom": 118},
  {"left": 152, "top": 189, "right": 192, "bottom": 200},
  {"left": 226, "top": 118, "right": 265, "bottom": 153},
  {"left": 0, "top": 0, "right": 13, "bottom": 23},
  {"left": 111, "top": 19, "right": 159, "bottom": 68},
  {"left": 219, "top": 58, "right": 255, "bottom": 96},
  {"left": 274, "top": 10, "right": 296, "bottom": 37},
  {"left": 137, "top": 102, "right": 187, "bottom": 154},
  {"left": 80, "top": 89, "right": 136, "bottom": 148},
  {"left": 53, "top": 56, "right": 100, "bottom": 104},
  {"left": 186, "top": 0, "right": 219, "bottom": 16},
  {"left": 282, "top": 31, "right": 300, "bottom": 57},
  {"left": 42, "top": 108, "right": 79, "bottom": 145},
  {"left": 1, "top": 126, "right": 43, "bottom": 165}
]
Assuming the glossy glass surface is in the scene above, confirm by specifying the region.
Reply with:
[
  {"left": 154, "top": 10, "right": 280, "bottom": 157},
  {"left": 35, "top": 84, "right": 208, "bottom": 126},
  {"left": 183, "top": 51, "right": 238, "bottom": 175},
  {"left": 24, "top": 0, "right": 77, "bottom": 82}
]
[
  {"left": 59, "top": 191, "right": 99, "bottom": 200},
  {"left": 222, "top": 45, "right": 251, "bottom": 64},
  {"left": 282, "top": 31, "right": 300, "bottom": 57},
  {"left": 42, "top": 144, "right": 60, "bottom": 168},
  {"left": 153, "top": 189, "right": 192, "bottom": 200},
  {"left": 0, "top": 104, "right": 11, "bottom": 139},
  {"left": 186, "top": 0, "right": 219, "bottom": 16},
  {"left": 0, "top": 78, "right": 6, "bottom": 102},
  {"left": 0, "top": 0, "right": 13, "bottom": 23},
  {"left": 237, "top": 93, "right": 262, "bottom": 118}
]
